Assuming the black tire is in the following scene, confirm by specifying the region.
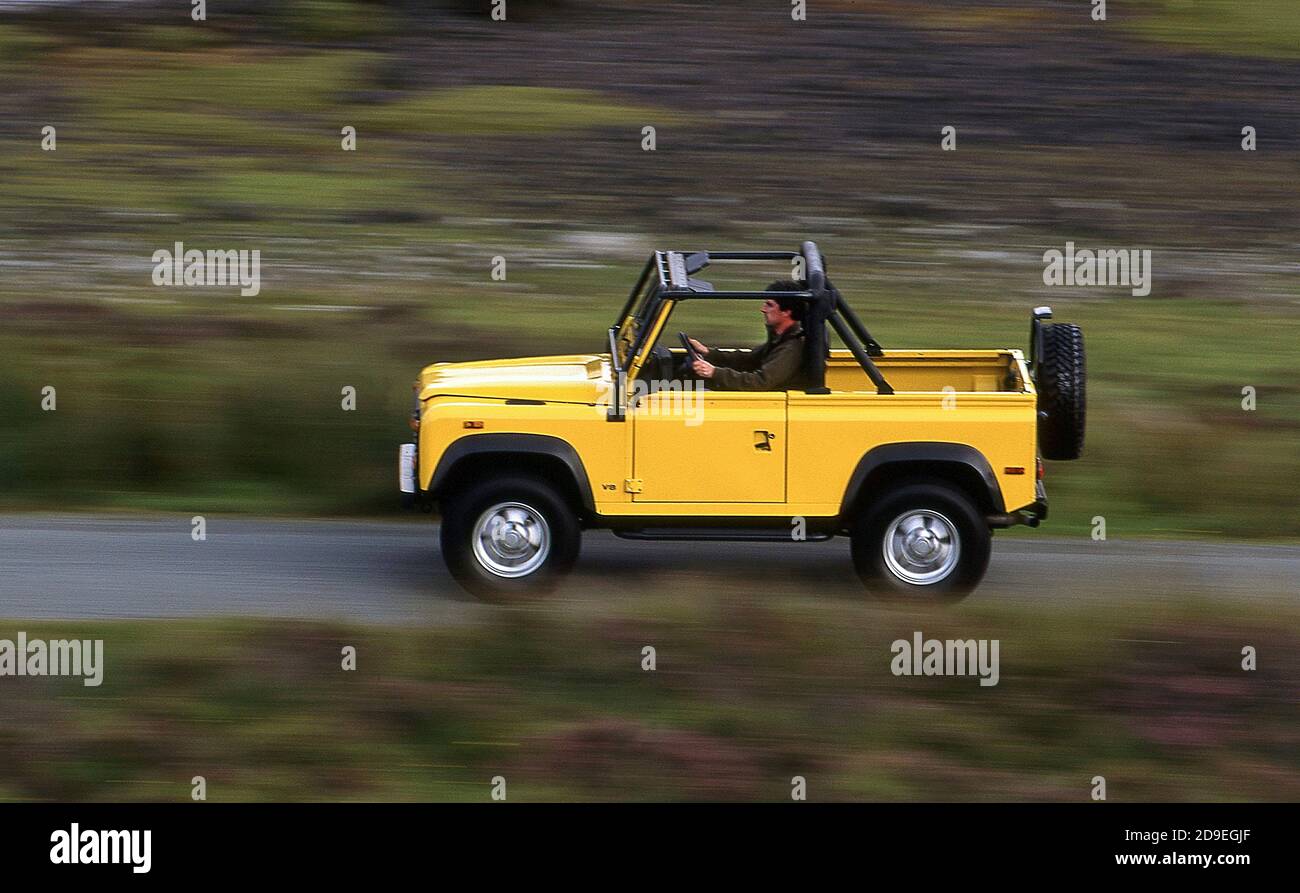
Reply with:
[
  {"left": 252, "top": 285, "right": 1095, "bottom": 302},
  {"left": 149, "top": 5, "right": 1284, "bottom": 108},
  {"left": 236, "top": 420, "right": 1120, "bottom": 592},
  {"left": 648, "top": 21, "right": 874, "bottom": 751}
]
[
  {"left": 850, "top": 482, "right": 991, "bottom": 601},
  {"left": 439, "top": 474, "right": 581, "bottom": 601},
  {"left": 1037, "top": 322, "right": 1086, "bottom": 460}
]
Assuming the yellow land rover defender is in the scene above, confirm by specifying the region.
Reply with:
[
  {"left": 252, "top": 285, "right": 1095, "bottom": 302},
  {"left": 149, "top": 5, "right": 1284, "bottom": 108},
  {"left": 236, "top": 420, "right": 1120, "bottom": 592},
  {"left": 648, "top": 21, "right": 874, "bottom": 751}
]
[{"left": 400, "top": 242, "right": 1085, "bottom": 600}]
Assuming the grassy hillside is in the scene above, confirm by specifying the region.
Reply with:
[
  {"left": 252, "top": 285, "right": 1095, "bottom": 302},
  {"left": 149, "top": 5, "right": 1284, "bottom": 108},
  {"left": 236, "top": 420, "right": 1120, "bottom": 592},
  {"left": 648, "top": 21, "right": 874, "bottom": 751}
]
[
  {"left": 1, "top": 592, "right": 1295, "bottom": 801},
  {"left": 1, "top": 2, "right": 1297, "bottom": 538}
]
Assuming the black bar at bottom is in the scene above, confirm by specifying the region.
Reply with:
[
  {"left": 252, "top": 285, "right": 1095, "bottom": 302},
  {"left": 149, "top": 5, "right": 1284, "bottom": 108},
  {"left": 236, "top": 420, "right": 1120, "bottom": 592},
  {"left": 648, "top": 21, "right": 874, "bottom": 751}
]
[{"left": 1, "top": 803, "right": 1282, "bottom": 880}]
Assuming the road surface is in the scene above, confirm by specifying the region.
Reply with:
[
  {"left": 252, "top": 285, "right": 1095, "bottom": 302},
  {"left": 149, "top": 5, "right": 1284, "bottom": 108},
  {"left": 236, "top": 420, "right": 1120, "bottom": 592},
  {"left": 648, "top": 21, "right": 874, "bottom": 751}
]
[{"left": 0, "top": 516, "right": 1295, "bottom": 622}]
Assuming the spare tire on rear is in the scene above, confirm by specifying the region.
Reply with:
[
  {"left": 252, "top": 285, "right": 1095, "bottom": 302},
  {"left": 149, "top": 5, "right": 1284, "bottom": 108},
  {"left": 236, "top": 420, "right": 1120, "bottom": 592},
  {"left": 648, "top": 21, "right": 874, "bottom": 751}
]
[{"left": 1036, "top": 323, "right": 1086, "bottom": 460}]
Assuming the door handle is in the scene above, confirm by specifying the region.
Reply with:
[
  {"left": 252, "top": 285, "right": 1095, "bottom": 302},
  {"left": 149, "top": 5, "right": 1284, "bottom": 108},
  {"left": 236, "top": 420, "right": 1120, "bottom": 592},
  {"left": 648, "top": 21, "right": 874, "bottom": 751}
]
[{"left": 753, "top": 430, "right": 775, "bottom": 451}]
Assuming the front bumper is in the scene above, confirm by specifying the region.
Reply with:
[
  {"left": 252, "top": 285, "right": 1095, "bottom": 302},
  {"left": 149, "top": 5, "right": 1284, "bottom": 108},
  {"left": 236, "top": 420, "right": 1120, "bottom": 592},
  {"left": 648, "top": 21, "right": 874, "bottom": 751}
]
[{"left": 398, "top": 442, "right": 417, "bottom": 508}]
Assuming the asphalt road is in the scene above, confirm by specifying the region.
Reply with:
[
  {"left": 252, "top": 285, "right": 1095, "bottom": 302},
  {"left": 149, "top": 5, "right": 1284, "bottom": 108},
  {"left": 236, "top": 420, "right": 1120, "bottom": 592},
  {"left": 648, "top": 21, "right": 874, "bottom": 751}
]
[{"left": 0, "top": 516, "right": 1295, "bottom": 623}]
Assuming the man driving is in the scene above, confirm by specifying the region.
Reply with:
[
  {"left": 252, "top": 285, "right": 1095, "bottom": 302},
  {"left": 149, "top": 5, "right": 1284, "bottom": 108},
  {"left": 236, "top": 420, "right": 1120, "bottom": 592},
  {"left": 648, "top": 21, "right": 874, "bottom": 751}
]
[{"left": 688, "top": 280, "right": 807, "bottom": 391}]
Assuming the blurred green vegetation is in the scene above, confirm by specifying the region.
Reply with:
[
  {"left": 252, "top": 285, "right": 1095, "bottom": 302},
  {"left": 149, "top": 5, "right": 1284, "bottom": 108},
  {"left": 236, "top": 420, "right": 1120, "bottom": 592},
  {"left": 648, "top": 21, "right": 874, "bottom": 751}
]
[
  {"left": 0, "top": 22, "right": 54, "bottom": 64},
  {"left": 5, "top": 282, "right": 1298, "bottom": 537},
  {"left": 1126, "top": 0, "right": 1300, "bottom": 59},
  {"left": 0, "top": 1, "right": 1297, "bottom": 541},
  {"left": 0, "top": 593, "right": 1294, "bottom": 801},
  {"left": 357, "top": 86, "right": 682, "bottom": 136},
  {"left": 75, "top": 49, "right": 373, "bottom": 116}
]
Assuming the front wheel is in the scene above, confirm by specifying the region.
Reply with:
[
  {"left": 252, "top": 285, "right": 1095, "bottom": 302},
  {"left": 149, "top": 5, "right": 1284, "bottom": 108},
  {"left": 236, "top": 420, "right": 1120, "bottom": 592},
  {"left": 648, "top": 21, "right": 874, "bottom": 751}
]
[
  {"left": 439, "top": 475, "right": 581, "bottom": 600},
  {"left": 850, "top": 483, "right": 991, "bottom": 601}
]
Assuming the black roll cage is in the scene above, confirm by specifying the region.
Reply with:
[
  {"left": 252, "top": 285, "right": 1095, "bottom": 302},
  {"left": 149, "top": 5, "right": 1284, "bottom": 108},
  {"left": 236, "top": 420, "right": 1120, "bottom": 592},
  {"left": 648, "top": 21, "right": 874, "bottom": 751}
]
[{"left": 606, "top": 241, "right": 892, "bottom": 420}]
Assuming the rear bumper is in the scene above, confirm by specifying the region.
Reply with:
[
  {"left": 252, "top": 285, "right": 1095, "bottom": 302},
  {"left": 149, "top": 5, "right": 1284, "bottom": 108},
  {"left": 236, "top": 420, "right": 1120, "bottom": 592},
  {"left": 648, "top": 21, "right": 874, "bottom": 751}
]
[{"left": 987, "top": 480, "right": 1047, "bottom": 528}]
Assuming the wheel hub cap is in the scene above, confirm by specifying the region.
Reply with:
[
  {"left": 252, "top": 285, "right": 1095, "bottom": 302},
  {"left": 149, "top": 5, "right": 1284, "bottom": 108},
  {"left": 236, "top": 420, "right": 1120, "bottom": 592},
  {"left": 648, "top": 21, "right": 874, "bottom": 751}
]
[
  {"left": 472, "top": 502, "right": 551, "bottom": 578},
  {"left": 883, "top": 509, "right": 960, "bottom": 585}
]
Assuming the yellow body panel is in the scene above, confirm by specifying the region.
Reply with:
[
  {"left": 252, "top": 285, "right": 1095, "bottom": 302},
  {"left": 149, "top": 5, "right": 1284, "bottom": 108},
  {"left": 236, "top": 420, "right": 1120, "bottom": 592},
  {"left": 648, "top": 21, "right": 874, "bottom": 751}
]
[
  {"left": 418, "top": 354, "right": 607, "bottom": 405},
  {"left": 633, "top": 393, "right": 786, "bottom": 502},
  {"left": 786, "top": 391, "right": 1037, "bottom": 515},
  {"left": 418, "top": 397, "right": 631, "bottom": 506},
  {"left": 416, "top": 341, "right": 1040, "bottom": 519}
]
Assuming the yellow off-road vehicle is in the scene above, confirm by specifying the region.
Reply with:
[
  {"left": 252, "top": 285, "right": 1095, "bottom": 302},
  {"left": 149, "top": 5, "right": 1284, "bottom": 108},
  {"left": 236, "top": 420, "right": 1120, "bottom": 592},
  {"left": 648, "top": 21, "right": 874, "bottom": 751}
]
[{"left": 400, "top": 242, "right": 1084, "bottom": 600}]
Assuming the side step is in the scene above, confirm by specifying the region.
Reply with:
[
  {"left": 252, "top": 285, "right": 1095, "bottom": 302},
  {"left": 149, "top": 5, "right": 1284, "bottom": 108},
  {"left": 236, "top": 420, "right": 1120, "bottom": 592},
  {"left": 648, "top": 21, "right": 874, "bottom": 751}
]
[{"left": 613, "top": 527, "right": 834, "bottom": 543}]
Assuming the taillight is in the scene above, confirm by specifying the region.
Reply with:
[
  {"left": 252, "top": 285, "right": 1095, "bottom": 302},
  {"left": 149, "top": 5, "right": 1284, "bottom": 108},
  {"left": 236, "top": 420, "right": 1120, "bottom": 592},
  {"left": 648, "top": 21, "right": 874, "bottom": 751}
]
[{"left": 1036, "top": 457, "right": 1045, "bottom": 480}]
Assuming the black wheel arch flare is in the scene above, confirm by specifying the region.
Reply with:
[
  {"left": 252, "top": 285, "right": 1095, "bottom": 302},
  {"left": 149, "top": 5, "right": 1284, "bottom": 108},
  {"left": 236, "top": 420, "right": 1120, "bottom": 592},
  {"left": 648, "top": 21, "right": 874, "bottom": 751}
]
[
  {"left": 427, "top": 433, "right": 597, "bottom": 515},
  {"left": 839, "top": 442, "right": 1006, "bottom": 520}
]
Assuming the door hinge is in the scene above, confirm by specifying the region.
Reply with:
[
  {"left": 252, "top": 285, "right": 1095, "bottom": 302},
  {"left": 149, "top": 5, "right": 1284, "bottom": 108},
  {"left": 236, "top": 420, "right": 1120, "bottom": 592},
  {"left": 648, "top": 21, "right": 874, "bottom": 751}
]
[{"left": 623, "top": 478, "right": 643, "bottom": 494}]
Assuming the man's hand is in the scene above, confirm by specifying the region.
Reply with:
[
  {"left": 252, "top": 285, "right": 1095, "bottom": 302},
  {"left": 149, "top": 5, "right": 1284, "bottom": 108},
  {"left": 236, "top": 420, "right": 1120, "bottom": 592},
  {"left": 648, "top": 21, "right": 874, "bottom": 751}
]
[
  {"left": 688, "top": 337, "right": 708, "bottom": 356},
  {"left": 691, "top": 357, "right": 715, "bottom": 379}
]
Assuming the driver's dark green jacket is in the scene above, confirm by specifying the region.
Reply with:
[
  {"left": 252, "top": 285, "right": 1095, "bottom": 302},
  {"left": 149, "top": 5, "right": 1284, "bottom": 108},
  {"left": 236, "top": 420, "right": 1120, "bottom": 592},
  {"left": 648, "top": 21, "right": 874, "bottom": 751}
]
[{"left": 707, "top": 324, "right": 805, "bottom": 391}]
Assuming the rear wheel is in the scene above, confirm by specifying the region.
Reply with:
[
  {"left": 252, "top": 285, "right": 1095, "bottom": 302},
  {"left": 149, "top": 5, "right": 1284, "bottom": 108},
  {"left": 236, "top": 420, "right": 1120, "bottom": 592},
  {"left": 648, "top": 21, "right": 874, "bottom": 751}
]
[
  {"left": 850, "top": 483, "right": 991, "bottom": 600},
  {"left": 439, "top": 475, "right": 581, "bottom": 600}
]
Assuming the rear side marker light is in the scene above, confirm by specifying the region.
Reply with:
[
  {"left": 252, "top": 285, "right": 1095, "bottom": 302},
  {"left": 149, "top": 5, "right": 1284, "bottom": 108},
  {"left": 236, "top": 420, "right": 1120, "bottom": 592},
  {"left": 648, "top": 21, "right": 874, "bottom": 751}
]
[
  {"left": 463, "top": 421, "right": 484, "bottom": 429},
  {"left": 1004, "top": 466, "right": 1026, "bottom": 475}
]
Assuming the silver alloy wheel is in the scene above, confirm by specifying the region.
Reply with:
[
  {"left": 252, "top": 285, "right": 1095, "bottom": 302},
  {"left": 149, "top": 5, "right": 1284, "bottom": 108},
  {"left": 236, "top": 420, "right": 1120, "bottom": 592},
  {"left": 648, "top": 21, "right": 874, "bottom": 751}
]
[
  {"left": 472, "top": 501, "right": 551, "bottom": 578},
  {"left": 882, "top": 509, "right": 961, "bottom": 585}
]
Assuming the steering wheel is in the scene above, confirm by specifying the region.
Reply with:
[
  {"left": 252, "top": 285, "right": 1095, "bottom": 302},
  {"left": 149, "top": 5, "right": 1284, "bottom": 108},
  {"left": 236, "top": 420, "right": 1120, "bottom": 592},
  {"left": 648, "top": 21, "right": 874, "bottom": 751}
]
[{"left": 676, "top": 332, "right": 700, "bottom": 379}]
